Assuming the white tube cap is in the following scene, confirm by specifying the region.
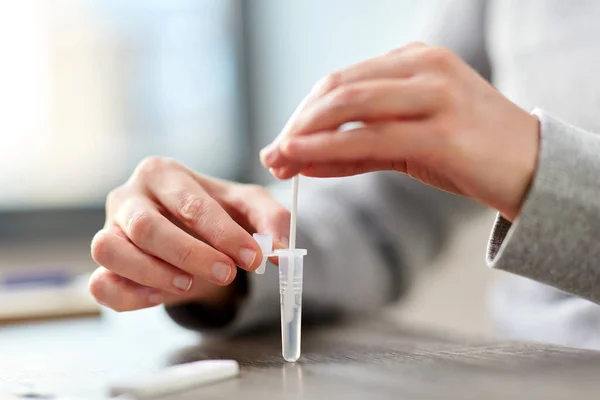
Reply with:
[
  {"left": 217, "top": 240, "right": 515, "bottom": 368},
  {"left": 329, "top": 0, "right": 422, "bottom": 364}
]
[{"left": 253, "top": 233, "right": 273, "bottom": 274}]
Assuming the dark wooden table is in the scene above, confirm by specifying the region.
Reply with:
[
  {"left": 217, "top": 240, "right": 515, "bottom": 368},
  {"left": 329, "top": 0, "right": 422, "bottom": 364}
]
[{"left": 1, "top": 307, "right": 600, "bottom": 399}]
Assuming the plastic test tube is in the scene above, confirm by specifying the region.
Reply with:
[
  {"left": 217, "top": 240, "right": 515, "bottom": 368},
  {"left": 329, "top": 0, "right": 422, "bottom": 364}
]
[
  {"left": 253, "top": 233, "right": 307, "bottom": 362},
  {"left": 275, "top": 248, "right": 307, "bottom": 362}
]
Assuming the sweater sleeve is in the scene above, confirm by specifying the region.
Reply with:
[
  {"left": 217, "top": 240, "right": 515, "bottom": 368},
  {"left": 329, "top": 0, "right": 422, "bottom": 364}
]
[{"left": 487, "top": 109, "right": 600, "bottom": 304}]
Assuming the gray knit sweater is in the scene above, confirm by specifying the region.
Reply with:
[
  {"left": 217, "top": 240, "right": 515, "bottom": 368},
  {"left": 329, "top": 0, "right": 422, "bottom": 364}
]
[{"left": 168, "top": 0, "right": 600, "bottom": 349}]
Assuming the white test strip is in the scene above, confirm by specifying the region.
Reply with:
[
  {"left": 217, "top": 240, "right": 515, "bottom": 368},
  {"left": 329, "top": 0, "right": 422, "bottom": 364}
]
[{"left": 110, "top": 359, "right": 239, "bottom": 398}]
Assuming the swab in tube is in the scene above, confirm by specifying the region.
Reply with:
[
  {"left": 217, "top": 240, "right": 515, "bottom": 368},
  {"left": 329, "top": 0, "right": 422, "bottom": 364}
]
[
  {"left": 252, "top": 176, "right": 306, "bottom": 362},
  {"left": 286, "top": 175, "right": 299, "bottom": 324},
  {"left": 279, "top": 175, "right": 306, "bottom": 362}
]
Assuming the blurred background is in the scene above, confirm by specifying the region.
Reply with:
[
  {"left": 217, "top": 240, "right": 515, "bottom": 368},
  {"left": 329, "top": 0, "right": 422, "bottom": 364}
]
[
  {"left": 0, "top": 0, "right": 246, "bottom": 214},
  {"left": 0, "top": 0, "right": 499, "bottom": 335},
  {"left": 0, "top": 0, "right": 436, "bottom": 213}
]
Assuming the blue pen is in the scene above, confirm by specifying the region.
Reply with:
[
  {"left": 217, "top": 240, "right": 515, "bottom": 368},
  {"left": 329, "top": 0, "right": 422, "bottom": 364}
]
[{"left": 1, "top": 269, "right": 75, "bottom": 289}]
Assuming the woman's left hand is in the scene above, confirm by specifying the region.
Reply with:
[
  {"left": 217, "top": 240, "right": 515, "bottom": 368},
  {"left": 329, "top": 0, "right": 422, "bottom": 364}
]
[{"left": 260, "top": 43, "right": 540, "bottom": 222}]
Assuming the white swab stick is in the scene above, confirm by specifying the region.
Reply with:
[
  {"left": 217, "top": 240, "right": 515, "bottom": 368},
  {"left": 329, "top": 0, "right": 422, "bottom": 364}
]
[
  {"left": 289, "top": 175, "right": 299, "bottom": 250},
  {"left": 284, "top": 175, "right": 299, "bottom": 323}
]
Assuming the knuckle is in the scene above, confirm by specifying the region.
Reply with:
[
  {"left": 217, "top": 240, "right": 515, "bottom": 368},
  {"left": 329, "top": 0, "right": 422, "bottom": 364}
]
[
  {"left": 314, "top": 72, "right": 342, "bottom": 95},
  {"left": 428, "top": 78, "right": 455, "bottom": 108},
  {"left": 176, "top": 244, "right": 196, "bottom": 268},
  {"left": 206, "top": 219, "right": 227, "bottom": 245},
  {"left": 90, "top": 230, "right": 115, "bottom": 265},
  {"left": 135, "top": 156, "right": 164, "bottom": 177},
  {"left": 177, "top": 193, "right": 209, "bottom": 225},
  {"left": 423, "top": 46, "right": 456, "bottom": 71},
  {"left": 133, "top": 156, "right": 179, "bottom": 181},
  {"left": 126, "top": 211, "right": 154, "bottom": 243}
]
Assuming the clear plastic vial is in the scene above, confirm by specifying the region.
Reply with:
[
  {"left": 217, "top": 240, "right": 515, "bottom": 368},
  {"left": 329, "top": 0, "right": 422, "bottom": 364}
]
[{"left": 275, "top": 248, "right": 307, "bottom": 362}]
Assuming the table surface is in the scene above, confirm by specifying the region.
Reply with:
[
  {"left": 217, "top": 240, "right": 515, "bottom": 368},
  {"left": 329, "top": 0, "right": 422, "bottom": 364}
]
[{"left": 1, "top": 308, "right": 600, "bottom": 400}]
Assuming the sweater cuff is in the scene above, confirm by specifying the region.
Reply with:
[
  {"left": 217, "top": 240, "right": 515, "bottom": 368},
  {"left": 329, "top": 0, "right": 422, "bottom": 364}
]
[
  {"left": 487, "top": 214, "right": 513, "bottom": 262},
  {"left": 165, "top": 261, "right": 280, "bottom": 337},
  {"left": 486, "top": 109, "right": 600, "bottom": 303}
]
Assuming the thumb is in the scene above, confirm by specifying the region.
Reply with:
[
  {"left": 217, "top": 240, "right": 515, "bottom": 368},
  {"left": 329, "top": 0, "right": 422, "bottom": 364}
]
[{"left": 229, "top": 185, "right": 291, "bottom": 250}]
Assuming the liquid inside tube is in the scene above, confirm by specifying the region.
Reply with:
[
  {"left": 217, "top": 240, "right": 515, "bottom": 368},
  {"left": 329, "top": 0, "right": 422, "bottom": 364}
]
[
  {"left": 277, "top": 250, "right": 305, "bottom": 363},
  {"left": 280, "top": 292, "right": 302, "bottom": 362}
]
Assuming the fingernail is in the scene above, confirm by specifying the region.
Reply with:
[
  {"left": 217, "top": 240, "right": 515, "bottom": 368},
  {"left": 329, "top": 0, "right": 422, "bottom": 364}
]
[
  {"left": 239, "top": 248, "right": 258, "bottom": 268},
  {"left": 280, "top": 236, "right": 289, "bottom": 247},
  {"left": 173, "top": 275, "right": 193, "bottom": 291},
  {"left": 212, "top": 262, "right": 233, "bottom": 283},
  {"left": 149, "top": 293, "right": 163, "bottom": 305}
]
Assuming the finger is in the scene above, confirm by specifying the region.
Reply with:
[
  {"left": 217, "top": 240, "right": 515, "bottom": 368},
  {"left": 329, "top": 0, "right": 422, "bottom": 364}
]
[
  {"left": 300, "top": 160, "right": 406, "bottom": 178},
  {"left": 268, "top": 79, "right": 432, "bottom": 179},
  {"left": 88, "top": 266, "right": 164, "bottom": 312},
  {"left": 223, "top": 184, "right": 291, "bottom": 249},
  {"left": 280, "top": 121, "right": 428, "bottom": 163},
  {"left": 268, "top": 166, "right": 299, "bottom": 181},
  {"left": 112, "top": 198, "right": 239, "bottom": 286},
  {"left": 143, "top": 165, "right": 263, "bottom": 272},
  {"left": 162, "top": 277, "right": 233, "bottom": 306},
  {"left": 260, "top": 42, "right": 428, "bottom": 170},
  {"left": 294, "top": 79, "right": 433, "bottom": 137},
  {"left": 92, "top": 225, "right": 213, "bottom": 292},
  {"left": 326, "top": 42, "right": 426, "bottom": 86}
]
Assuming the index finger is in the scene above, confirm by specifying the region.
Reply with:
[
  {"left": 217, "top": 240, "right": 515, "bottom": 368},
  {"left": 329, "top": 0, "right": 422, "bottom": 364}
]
[{"left": 140, "top": 161, "right": 263, "bottom": 272}]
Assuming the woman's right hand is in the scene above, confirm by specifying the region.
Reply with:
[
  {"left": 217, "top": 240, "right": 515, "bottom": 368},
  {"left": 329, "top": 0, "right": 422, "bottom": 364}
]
[
  {"left": 261, "top": 43, "right": 540, "bottom": 222},
  {"left": 90, "top": 157, "right": 290, "bottom": 312}
]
